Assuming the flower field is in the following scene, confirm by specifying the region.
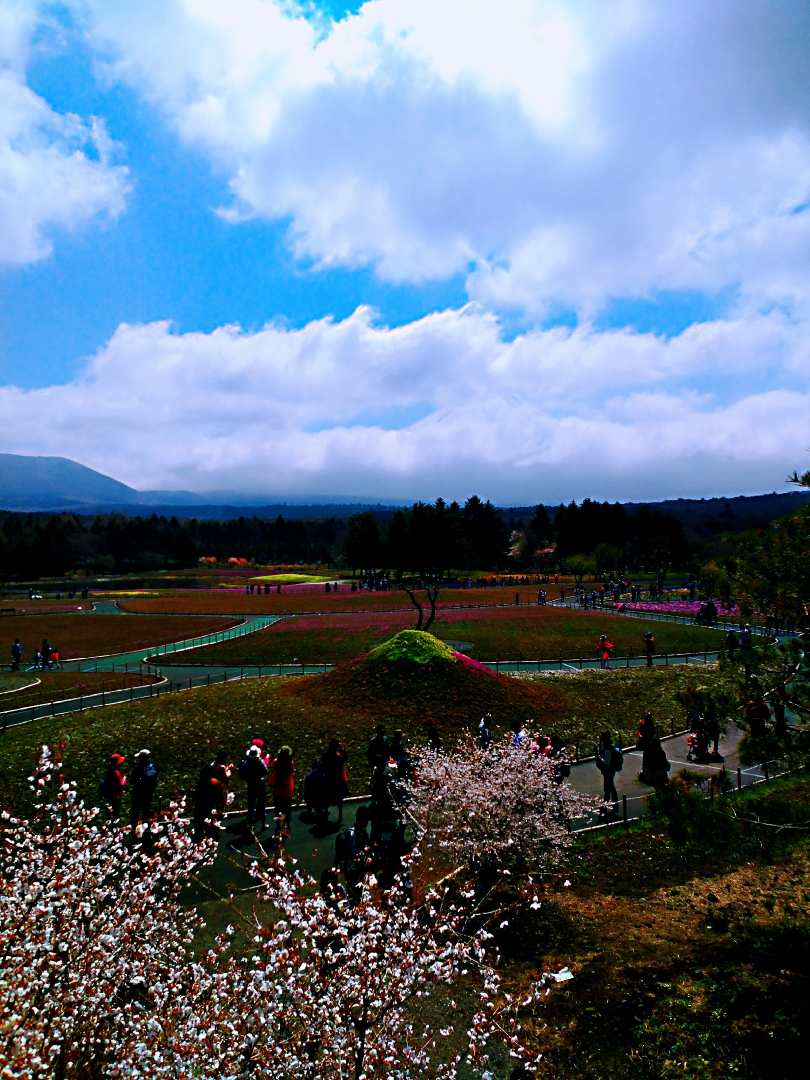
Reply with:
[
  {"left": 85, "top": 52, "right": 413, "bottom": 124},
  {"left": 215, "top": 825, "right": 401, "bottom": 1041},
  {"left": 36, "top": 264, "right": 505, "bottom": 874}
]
[
  {"left": 119, "top": 583, "right": 564, "bottom": 615},
  {"left": 177, "top": 605, "right": 725, "bottom": 666},
  {"left": 1, "top": 614, "right": 242, "bottom": 661}
]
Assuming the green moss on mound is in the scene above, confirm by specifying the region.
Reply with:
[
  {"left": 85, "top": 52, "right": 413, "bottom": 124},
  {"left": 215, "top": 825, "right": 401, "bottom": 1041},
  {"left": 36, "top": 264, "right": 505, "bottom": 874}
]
[
  {"left": 368, "top": 630, "right": 458, "bottom": 665},
  {"left": 282, "top": 629, "right": 565, "bottom": 732}
]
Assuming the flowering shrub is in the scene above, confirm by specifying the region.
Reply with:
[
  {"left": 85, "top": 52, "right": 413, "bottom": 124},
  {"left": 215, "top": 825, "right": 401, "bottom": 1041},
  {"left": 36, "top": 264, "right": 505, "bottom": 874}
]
[
  {"left": 409, "top": 736, "right": 597, "bottom": 874},
  {"left": 0, "top": 745, "right": 217, "bottom": 1078},
  {"left": 625, "top": 600, "right": 741, "bottom": 616},
  {"left": 2, "top": 749, "right": 562, "bottom": 1079}
]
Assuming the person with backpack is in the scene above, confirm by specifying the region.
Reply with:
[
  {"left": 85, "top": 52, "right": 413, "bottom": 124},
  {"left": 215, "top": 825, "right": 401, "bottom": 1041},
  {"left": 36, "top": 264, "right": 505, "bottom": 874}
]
[
  {"left": 239, "top": 744, "right": 268, "bottom": 833},
  {"left": 595, "top": 730, "right": 622, "bottom": 814},
  {"left": 101, "top": 753, "right": 127, "bottom": 821},
  {"left": 11, "top": 638, "right": 22, "bottom": 671},
  {"left": 130, "top": 749, "right": 158, "bottom": 831},
  {"left": 335, "top": 805, "right": 372, "bottom": 900},
  {"left": 269, "top": 746, "right": 295, "bottom": 836}
]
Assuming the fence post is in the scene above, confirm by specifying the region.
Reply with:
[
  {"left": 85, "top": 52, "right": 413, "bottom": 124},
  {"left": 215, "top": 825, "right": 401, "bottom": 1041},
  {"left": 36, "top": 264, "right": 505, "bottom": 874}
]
[
  {"left": 130, "top": 687, "right": 134, "bottom": 702},
  {"left": 223, "top": 671, "right": 227, "bottom": 684},
  {"left": 622, "top": 794, "right": 627, "bottom": 825},
  {"left": 764, "top": 761, "right": 769, "bottom": 783},
  {"left": 737, "top": 767, "right": 742, "bottom": 790}
]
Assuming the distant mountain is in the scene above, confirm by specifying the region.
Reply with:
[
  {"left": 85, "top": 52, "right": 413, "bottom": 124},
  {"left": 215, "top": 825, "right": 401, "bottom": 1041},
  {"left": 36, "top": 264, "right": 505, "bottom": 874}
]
[{"left": 0, "top": 454, "right": 204, "bottom": 511}]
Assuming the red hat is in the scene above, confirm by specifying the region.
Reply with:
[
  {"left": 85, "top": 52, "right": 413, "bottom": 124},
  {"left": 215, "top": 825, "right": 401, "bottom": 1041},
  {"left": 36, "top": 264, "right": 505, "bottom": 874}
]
[
  {"left": 109, "top": 753, "right": 125, "bottom": 765},
  {"left": 251, "top": 738, "right": 264, "bottom": 748}
]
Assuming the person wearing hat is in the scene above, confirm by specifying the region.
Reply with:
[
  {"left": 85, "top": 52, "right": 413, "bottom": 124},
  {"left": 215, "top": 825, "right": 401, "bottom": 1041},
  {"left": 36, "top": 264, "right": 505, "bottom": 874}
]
[
  {"left": 103, "top": 753, "right": 127, "bottom": 821},
  {"left": 130, "top": 749, "right": 158, "bottom": 831},
  {"left": 644, "top": 629, "right": 655, "bottom": 667}
]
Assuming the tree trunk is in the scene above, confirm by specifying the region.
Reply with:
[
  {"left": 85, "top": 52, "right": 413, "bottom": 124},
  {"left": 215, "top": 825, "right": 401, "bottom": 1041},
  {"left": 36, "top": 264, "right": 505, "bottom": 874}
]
[
  {"left": 423, "top": 586, "right": 440, "bottom": 632},
  {"left": 404, "top": 587, "right": 424, "bottom": 630}
]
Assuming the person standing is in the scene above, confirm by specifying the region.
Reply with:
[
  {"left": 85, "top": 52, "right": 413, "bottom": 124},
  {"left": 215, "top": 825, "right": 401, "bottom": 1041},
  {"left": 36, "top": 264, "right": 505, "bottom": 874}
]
[
  {"left": 269, "top": 746, "right": 295, "bottom": 836},
  {"left": 644, "top": 630, "right": 655, "bottom": 667},
  {"left": 598, "top": 635, "right": 614, "bottom": 669},
  {"left": 102, "top": 753, "right": 127, "bottom": 821},
  {"left": 130, "top": 749, "right": 158, "bottom": 831},
  {"left": 320, "top": 738, "right": 350, "bottom": 823},
  {"left": 726, "top": 627, "right": 739, "bottom": 662},
  {"left": 478, "top": 712, "right": 493, "bottom": 749},
  {"left": 595, "top": 731, "right": 621, "bottom": 814},
  {"left": 11, "top": 638, "right": 22, "bottom": 671},
  {"left": 335, "top": 804, "right": 372, "bottom": 900},
  {"left": 240, "top": 745, "right": 268, "bottom": 833},
  {"left": 739, "top": 624, "right": 752, "bottom": 649},
  {"left": 367, "top": 724, "right": 389, "bottom": 768}
]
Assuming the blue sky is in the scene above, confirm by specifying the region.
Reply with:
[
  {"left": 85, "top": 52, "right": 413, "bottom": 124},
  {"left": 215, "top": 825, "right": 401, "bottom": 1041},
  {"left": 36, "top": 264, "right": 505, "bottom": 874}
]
[{"left": 1, "top": 0, "right": 809, "bottom": 502}]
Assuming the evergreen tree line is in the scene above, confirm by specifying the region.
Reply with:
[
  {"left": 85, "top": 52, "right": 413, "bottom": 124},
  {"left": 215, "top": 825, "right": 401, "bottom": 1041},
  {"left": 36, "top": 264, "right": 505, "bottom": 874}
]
[
  {"left": 0, "top": 495, "right": 690, "bottom": 581},
  {"left": 345, "top": 496, "right": 690, "bottom": 577},
  {"left": 0, "top": 512, "right": 345, "bottom": 580}
]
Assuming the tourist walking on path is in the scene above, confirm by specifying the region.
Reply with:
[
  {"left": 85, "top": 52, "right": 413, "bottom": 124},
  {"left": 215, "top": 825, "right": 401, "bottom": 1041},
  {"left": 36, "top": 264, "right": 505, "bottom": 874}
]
[
  {"left": 11, "top": 637, "right": 22, "bottom": 671},
  {"left": 367, "top": 724, "right": 389, "bottom": 768},
  {"left": 595, "top": 730, "right": 621, "bottom": 814},
  {"left": 335, "top": 804, "right": 372, "bottom": 900},
  {"left": 130, "top": 749, "right": 158, "bottom": 831},
  {"left": 636, "top": 711, "right": 656, "bottom": 753},
  {"left": 320, "top": 738, "right": 350, "bottom": 824},
  {"left": 739, "top": 624, "right": 753, "bottom": 649},
  {"left": 599, "top": 635, "right": 614, "bottom": 669},
  {"left": 269, "top": 746, "right": 295, "bottom": 835},
  {"left": 102, "top": 753, "right": 127, "bottom": 821},
  {"left": 644, "top": 629, "right": 655, "bottom": 667},
  {"left": 640, "top": 736, "right": 670, "bottom": 787},
  {"left": 194, "top": 750, "right": 231, "bottom": 841},
  {"left": 726, "top": 627, "right": 739, "bottom": 662},
  {"left": 240, "top": 745, "right": 268, "bottom": 833}
]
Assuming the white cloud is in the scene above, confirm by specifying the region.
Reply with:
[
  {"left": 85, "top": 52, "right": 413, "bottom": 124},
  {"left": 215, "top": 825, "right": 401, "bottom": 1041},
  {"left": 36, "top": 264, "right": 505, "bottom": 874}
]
[
  {"left": 0, "top": 1, "right": 128, "bottom": 268},
  {"left": 76, "top": 0, "right": 810, "bottom": 308},
  {"left": 0, "top": 306, "right": 808, "bottom": 501}
]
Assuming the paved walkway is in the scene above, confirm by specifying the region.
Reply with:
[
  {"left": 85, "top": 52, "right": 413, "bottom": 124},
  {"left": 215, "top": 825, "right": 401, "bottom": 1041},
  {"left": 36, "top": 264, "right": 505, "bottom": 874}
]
[{"left": 198, "top": 721, "right": 765, "bottom": 899}]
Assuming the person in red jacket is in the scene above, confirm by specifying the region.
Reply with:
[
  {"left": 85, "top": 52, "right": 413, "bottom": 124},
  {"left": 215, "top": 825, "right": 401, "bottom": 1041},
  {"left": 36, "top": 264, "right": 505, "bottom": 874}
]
[
  {"left": 599, "top": 635, "right": 614, "bottom": 669},
  {"left": 269, "top": 746, "right": 295, "bottom": 836},
  {"left": 103, "top": 753, "right": 127, "bottom": 821}
]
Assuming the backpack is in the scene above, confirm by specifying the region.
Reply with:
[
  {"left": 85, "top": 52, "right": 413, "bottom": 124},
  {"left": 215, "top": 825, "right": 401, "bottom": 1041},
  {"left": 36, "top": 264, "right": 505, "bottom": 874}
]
[
  {"left": 610, "top": 745, "right": 624, "bottom": 772},
  {"left": 238, "top": 757, "right": 251, "bottom": 781},
  {"left": 140, "top": 762, "right": 158, "bottom": 792},
  {"left": 334, "top": 827, "right": 356, "bottom": 868}
]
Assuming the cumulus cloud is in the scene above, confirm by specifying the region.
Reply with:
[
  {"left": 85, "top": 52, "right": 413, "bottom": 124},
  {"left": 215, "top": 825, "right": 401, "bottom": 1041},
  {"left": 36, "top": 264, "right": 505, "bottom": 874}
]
[
  {"left": 1, "top": 307, "right": 808, "bottom": 501},
  {"left": 0, "top": 2, "right": 128, "bottom": 268},
  {"left": 77, "top": 0, "right": 810, "bottom": 311}
]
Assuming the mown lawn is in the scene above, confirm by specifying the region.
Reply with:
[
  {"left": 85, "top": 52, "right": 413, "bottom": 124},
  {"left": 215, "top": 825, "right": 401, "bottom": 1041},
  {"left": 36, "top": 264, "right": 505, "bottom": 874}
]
[
  {"left": 177, "top": 606, "right": 724, "bottom": 666},
  {"left": 0, "top": 669, "right": 159, "bottom": 711},
  {"left": 0, "top": 663, "right": 733, "bottom": 816},
  {"left": 1, "top": 614, "right": 242, "bottom": 661}
]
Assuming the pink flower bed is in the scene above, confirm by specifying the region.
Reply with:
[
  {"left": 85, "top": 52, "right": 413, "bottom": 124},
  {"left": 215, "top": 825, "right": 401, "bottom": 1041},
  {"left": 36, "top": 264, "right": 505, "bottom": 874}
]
[{"left": 624, "top": 600, "right": 741, "bottom": 616}]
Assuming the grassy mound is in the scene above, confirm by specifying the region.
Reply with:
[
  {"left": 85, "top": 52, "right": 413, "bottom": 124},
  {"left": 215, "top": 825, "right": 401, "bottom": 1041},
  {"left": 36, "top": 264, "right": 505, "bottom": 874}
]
[
  {"left": 368, "top": 629, "right": 458, "bottom": 664},
  {"left": 281, "top": 629, "right": 565, "bottom": 733}
]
